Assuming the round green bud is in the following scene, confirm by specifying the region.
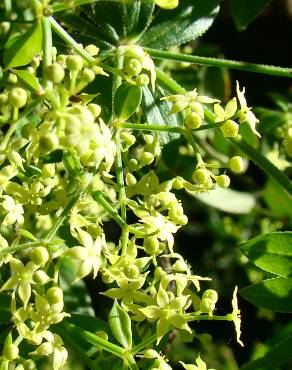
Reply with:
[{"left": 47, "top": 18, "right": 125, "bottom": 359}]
[
  {"left": 87, "top": 103, "right": 101, "bottom": 118},
  {"left": 66, "top": 54, "right": 84, "bottom": 71},
  {"left": 81, "top": 68, "right": 95, "bottom": 83},
  {"left": 46, "top": 287, "right": 63, "bottom": 305},
  {"left": 220, "top": 119, "right": 239, "bottom": 138},
  {"left": 229, "top": 156, "right": 244, "bottom": 173},
  {"left": 39, "top": 133, "right": 59, "bottom": 154},
  {"left": 3, "top": 343, "right": 19, "bottom": 360},
  {"left": 216, "top": 174, "right": 230, "bottom": 188},
  {"left": 202, "top": 289, "right": 218, "bottom": 303},
  {"left": 36, "top": 342, "right": 53, "bottom": 356},
  {"left": 140, "top": 152, "right": 154, "bottom": 166},
  {"left": 33, "top": 270, "right": 50, "bottom": 285},
  {"left": 172, "top": 259, "right": 188, "bottom": 272},
  {"left": 8, "top": 87, "right": 27, "bottom": 108},
  {"left": 120, "top": 132, "right": 136, "bottom": 146},
  {"left": 45, "top": 63, "right": 65, "bottom": 83},
  {"left": 8, "top": 73, "right": 18, "bottom": 84},
  {"left": 144, "top": 237, "right": 160, "bottom": 255},
  {"left": 200, "top": 298, "right": 216, "bottom": 314},
  {"left": 23, "top": 359, "right": 36, "bottom": 370},
  {"left": 126, "top": 172, "right": 137, "bottom": 186},
  {"left": 154, "top": 266, "right": 165, "bottom": 279},
  {"left": 85, "top": 44, "right": 99, "bottom": 56},
  {"left": 184, "top": 112, "right": 202, "bottom": 130},
  {"left": 123, "top": 264, "right": 139, "bottom": 279},
  {"left": 128, "top": 158, "right": 138, "bottom": 171},
  {"left": 192, "top": 168, "right": 210, "bottom": 184},
  {"left": 136, "top": 73, "right": 150, "bottom": 87},
  {"left": 125, "top": 58, "right": 143, "bottom": 76},
  {"left": 31, "top": 246, "right": 49, "bottom": 265}
]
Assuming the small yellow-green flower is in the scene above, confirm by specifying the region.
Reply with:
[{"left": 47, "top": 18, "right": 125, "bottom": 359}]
[
  {"left": 227, "top": 286, "right": 244, "bottom": 347},
  {"left": 180, "top": 354, "right": 215, "bottom": 370}
]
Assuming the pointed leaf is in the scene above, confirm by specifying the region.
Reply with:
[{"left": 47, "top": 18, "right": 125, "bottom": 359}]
[
  {"left": 140, "top": 0, "right": 220, "bottom": 48},
  {"left": 114, "top": 82, "right": 142, "bottom": 120},
  {"left": 109, "top": 300, "right": 132, "bottom": 349},
  {"left": 240, "top": 232, "right": 292, "bottom": 277},
  {"left": 12, "top": 69, "right": 42, "bottom": 92},
  {"left": 240, "top": 277, "right": 292, "bottom": 312},
  {"left": 4, "top": 20, "right": 43, "bottom": 68},
  {"left": 231, "top": 0, "right": 272, "bottom": 30}
]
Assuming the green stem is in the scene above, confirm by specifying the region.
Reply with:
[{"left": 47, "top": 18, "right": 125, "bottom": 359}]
[
  {"left": 59, "top": 322, "right": 125, "bottom": 358},
  {"left": 54, "top": 325, "right": 102, "bottom": 370},
  {"left": 49, "top": 17, "right": 95, "bottom": 64},
  {"left": 41, "top": 16, "right": 53, "bottom": 89},
  {"left": 156, "top": 69, "right": 292, "bottom": 197},
  {"left": 0, "top": 241, "right": 40, "bottom": 256},
  {"left": 184, "top": 313, "right": 229, "bottom": 322},
  {"left": 91, "top": 191, "right": 128, "bottom": 230},
  {"left": 146, "top": 48, "right": 292, "bottom": 79},
  {"left": 45, "top": 189, "right": 82, "bottom": 242},
  {"left": 131, "top": 334, "right": 157, "bottom": 354}
]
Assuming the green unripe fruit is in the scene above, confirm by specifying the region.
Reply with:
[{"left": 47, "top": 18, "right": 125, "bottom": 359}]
[
  {"left": 87, "top": 103, "right": 101, "bottom": 118},
  {"left": 3, "top": 343, "right": 19, "bottom": 360},
  {"left": 216, "top": 174, "right": 230, "bottom": 188},
  {"left": 136, "top": 73, "right": 150, "bottom": 87},
  {"left": 45, "top": 63, "right": 65, "bottom": 83},
  {"left": 200, "top": 298, "right": 216, "bottom": 314},
  {"left": 192, "top": 168, "right": 210, "bottom": 184},
  {"left": 39, "top": 133, "right": 59, "bottom": 154},
  {"left": 229, "top": 156, "right": 244, "bottom": 173},
  {"left": 144, "top": 237, "right": 160, "bottom": 255},
  {"left": 140, "top": 152, "right": 154, "bottom": 166},
  {"left": 125, "top": 58, "right": 143, "bottom": 76},
  {"left": 123, "top": 264, "right": 139, "bottom": 279},
  {"left": 66, "top": 54, "right": 84, "bottom": 71},
  {"left": 81, "top": 68, "right": 95, "bottom": 83},
  {"left": 8, "top": 87, "right": 27, "bottom": 108},
  {"left": 220, "top": 119, "right": 239, "bottom": 138},
  {"left": 184, "top": 112, "right": 202, "bottom": 130},
  {"left": 46, "top": 287, "right": 63, "bottom": 305},
  {"left": 202, "top": 289, "right": 218, "bottom": 303},
  {"left": 31, "top": 246, "right": 49, "bottom": 265}
]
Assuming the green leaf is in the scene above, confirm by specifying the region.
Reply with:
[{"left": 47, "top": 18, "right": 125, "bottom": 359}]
[
  {"left": 109, "top": 300, "right": 132, "bottom": 349},
  {"left": 240, "top": 334, "right": 292, "bottom": 370},
  {"left": 4, "top": 20, "right": 43, "bottom": 68},
  {"left": 65, "top": 314, "right": 111, "bottom": 336},
  {"left": 11, "top": 69, "right": 42, "bottom": 92},
  {"left": 140, "top": 0, "right": 220, "bottom": 49},
  {"left": 240, "top": 232, "right": 292, "bottom": 277},
  {"left": 231, "top": 0, "right": 272, "bottom": 30},
  {"left": 142, "top": 86, "right": 181, "bottom": 144},
  {"left": 195, "top": 187, "right": 256, "bottom": 214},
  {"left": 114, "top": 82, "right": 142, "bottom": 120},
  {"left": 240, "top": 277, "right": 292, "bottom": 312},
  {"left": 263, "top": 179, "right": 292, "bottom": 220},
  {"left": 60, "top": 257, "right": 95, "bottom": 316}
]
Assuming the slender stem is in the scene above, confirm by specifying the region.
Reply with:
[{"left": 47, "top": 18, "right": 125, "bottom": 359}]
[
  {"left": 116, "top": 122, "right": 183, "bottom": 134},
  {"left": 45, "top": 189, "right": 82, "bottom": 242},
  {"left": 49, "top": 17, "right": 95, "bottom": 64},
  {"left": 41, "top": 16, "right": 53, "bottom": 89},
  {"left": 131, "top": 334, "right": 157, "bottom": 354},
  {"left": 146, "top": 48, "right": 292, "bottom": 79},
  {"left": 59, "top": 322, "right": 125, "bottom": 358},
  {"left": 0, "top": 241, "right": 40, "bottom": 256},
  {"left": 54, "top": 325, "right": 103, "bottom": 370},
  {"left": 184, "top": 313, "right": 229, "bottom": 322},
  {"left": 91, "top": 191, "right": 128, "bottom": 230}
]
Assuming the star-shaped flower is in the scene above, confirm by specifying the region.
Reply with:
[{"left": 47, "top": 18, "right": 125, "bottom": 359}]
[{"left": 226, "top": 286, "right": 244, "bottom": 347}]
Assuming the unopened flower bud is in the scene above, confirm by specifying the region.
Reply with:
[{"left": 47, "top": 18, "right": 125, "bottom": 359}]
[
  {"left": 216, "top": 174, "right": 230, "bottom": 188},
  {"left": 39, "top": 133, "right": 59, "bottom": 154},
  {"left": 192, "top": 168, "right": 210, "bottom": 184},
  {"left": 120, "top": 132, "right": 136, "bottom": 146},
  {"left": 200, "top": 298, "right": 216, "bottom": 314},
  {"left": 8, "top": 87, "right": 27, "bottom": 108},
  {"left": 45, "top": 63, "right": 65, "bottom": 83},
  {"left": 66, "top": 54, "right": 83, "bottom": 71},
  {"left": 3, "top": 343, "right": 19, "bottom": 360},
  {"left": 87, "top": 103, "right": 101, "bottom": 118},
  {"left": 31, "top": 246, "right": 49, "bottom": 265},
  {"left": 140, "top": 152, "right": 154, "bottom": 166},
  {"left": 46, "top": 287, "right": 63, "bottom": 305},
  {"left": 23, "top": 359, "right": 36, "bottom": 370},
  {"left": 136, "top": 73, "right": 150, "bottom": 87},
  {"left": 229, "top": 156, "right": 244, "bottom": 173},
  {"left": 202, "top": 289, "right": 218, "bottom": 303},
  {"left": 81, "top": 68, "right": 95, "bottom": 83},
  {"left": 185, "top": 112, "right": 202, "bottom": 130},
  {"left": 220, "top": 120, "right": 239, "bottom": 138},
  {"left": 123, "top": 264, "right": 139, "bottom": 279},
  {"left": 36, "top": 342, "right": 53, "bottom": 356},
  {"left": 33, "top": 270, "right": 50, "bottom": 284},
  {"left": 126, "top": 172, "right": 137, "bottom": 186},
  {"left": 144, "top": 237, "right": 160, "bottom": 255},
  {"left": 85, "top": 44, "right": 99, "bottom": 56},
  {"left": 128, "top": 158, "right": 138, "bottom": 171},
  {"left": 125, "top": 58, "right": 142, "bottom": 76}
]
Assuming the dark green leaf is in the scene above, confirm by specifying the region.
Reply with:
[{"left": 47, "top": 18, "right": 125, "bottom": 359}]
[
  {"left": 240, "top": 277, "right": 292, "bottom": 312},
  {"left": 231, "top": 0, "right": 272, "bottom": 30},
  {"left": 4, "top": 20, "right": 43, "bottom": 68},
  {"left": 240, "top": 232, "right": 292, "bottom": 277},
  {"left": 195, "top": 187, "right": 256, "bottom": 214},
  {"left": 11, "top": 69, "right": 41, "bottom": 92},
  {"left": 114, "top": 82, "right": 142, "bottom": 120},
  {"left": 140, "top": 0, "right": 220, "bottom": 49},
  {"left": 263, "top": 179, "right": 292, "bottom": 220},
  {"left": 240, "top": 334, "right": 292, "bottom": 370},
  {"left": 109, "top": 300, "right": 132, "bottom": 349}
]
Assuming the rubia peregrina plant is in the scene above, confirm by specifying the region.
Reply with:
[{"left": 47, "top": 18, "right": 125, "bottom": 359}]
[{"left": 0, "top": 1, "right": 291, "bottom": 370}]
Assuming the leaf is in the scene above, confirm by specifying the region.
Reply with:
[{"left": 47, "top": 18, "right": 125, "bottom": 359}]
[
  {"left": 60, "top": 257, "right": 95, "bottom": 316},
  {"left": 263, "top": 179, "right": 292, "bottom": 220},
  {"left": 142, "top": 86, "right": 181, "bottom": 145},
  {"left": 4, "top": 20, "right": 43, "bottom": 68},
  {"left": 11, "top": 69, "right": 42, "bottom": 92},
  {"left": 240, "top": 334, "right": 292, "bottom": 370},
  {"left": 65, "top": 314, "right": 111, "bottom": 336},
  {"left": 140, "top": 0, "right": 220, "bottom": 49},
  {"left": 109, "top": 300, "right": 132, "bottom": 349},
  {"left": 195, "top": 187, "right": 256, "bottom": 214},
  {"left": 231, "top": 0, "right": 272, "bottom": 30},
  {"left": 240, "top": 277, "right": 292, "bottom": 312},
  {"left": 114, "top": 82, "right": 142, "bottom": 120},
  {"left": 240, "top": 232, "right": 292, "bottom": 277}
]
